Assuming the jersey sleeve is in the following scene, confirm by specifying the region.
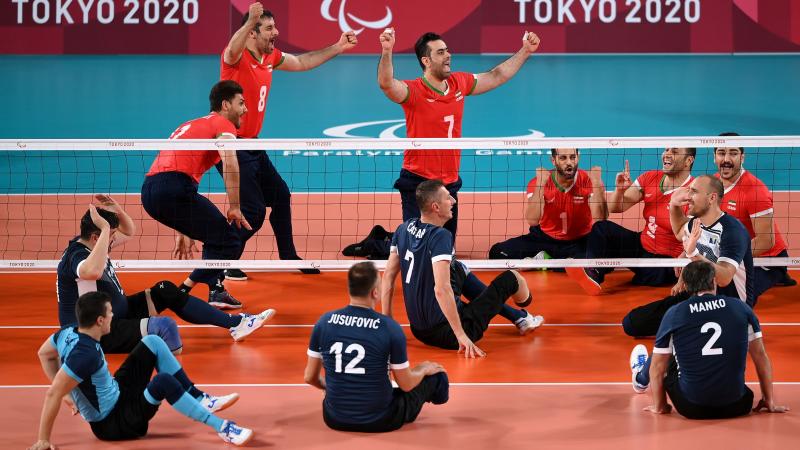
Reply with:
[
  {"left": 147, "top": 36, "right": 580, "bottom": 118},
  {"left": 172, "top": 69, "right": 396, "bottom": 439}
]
[
  {"left": 401, "top": 80, "right": 416, "bottom": 105},
  {"left": 220, "top": 51, "right": 239, "bottom": 77},
  {"left": 653, "top": 307, "right": 677, "bottom": 354},
  {"left": 69, "top": 248, "right": 90, "bottom": 280},
  {"left": 386, "top": 319, "right": 410, "bottom": 369},
  {"left": 390, "top": 226, "right": 400, "bottom": 254},
  {"left": 748, "top": 180, "right": 775, "bottom": 218},
  {"left": 456, "top": 72, "right": 478, "bottom": 96},
  {"left": 579, "top": 171, "right": 595, "bottom": 197},
  {"left": 526, "top": 177, "right": 537, "bottom": 198},
  {"left": 306, "top": 319, "right": 323, "bottom": 359},
  {"left": 718, "top": 219, "right": 747, "bottom": 267},
  {"left": 212, "top": 115, "right": 237, "bottom": 139},
  {"left": 746, "top": 306, "right": 763, "bottom": 342},
  {"left": 62, "top": 350, "right": 100, "bottom": 383},
  {"left": 271, "top": 48, "right": 285, "bottom": 69},
  {"left": 430, "top": 230, "right": 454, "bottom": 263}
]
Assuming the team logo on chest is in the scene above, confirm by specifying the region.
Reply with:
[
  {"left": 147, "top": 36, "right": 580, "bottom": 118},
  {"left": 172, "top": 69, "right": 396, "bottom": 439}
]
[{"left": 727, "top": 200, "right": 737, "bottom": 211}]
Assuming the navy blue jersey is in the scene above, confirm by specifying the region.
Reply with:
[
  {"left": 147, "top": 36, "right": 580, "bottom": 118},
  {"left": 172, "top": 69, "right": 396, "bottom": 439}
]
[
  {"left": 51, "top": 327, "right": 120, "bottom": 422},
  {"left": 307, "top": 305, "right": 409, "bottom": 424},
  {"left": 391, "top": 219, "right": 454, "bottom": 330},
  {"left": 686, "top": 214, "right": 754, "bottom": 306},
  {"left": 654, "top": 294, "right": 762, "bottom": 406},
  {"left": 56, "top": 238, "right": 127, "bottom": 325}
]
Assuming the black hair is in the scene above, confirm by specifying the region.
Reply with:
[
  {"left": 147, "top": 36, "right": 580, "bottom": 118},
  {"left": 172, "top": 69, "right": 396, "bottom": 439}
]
[
  {"left": 209, "top": 80, "right": 244, "bottom": 112},
  {"left": 348, "top": 262, "right": 379, "bottom": 298},
  {"left": 414, "top": 32, "right": 443, "bottom": 70},
  {"left": 241, "top": 9, "right": 274, "bottom": 33},
  {"left": 76, "top": 291, "right": 111, "bottom": 328},
  {"left": 682, "top": 260, "right": 716, "bottom": 295},
  {"left": 550, "top": 148, "right": 580, "bottom": 157},
  {"left": 718, "top": 132, "right": 744, "bottom": 153},
  {"left": 79, "top": 208, "right": 120, "bottom": 240},
  {"left": 416, "top": 179, "right": 446, "bottom": 212}
]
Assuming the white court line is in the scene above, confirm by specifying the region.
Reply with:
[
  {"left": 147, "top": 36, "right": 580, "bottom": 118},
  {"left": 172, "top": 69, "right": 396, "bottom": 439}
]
[
  {"left": 1, "top": 322, "right": 800, "bottom": 330},
  {"left": 2, "top": 382, "right": 799, "bottom": 389}
]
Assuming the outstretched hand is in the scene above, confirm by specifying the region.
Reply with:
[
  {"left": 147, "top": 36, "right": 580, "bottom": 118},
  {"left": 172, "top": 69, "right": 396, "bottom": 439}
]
[
  {"left": 753, "top": 398, "right": 790, "bottom": 413},
  {"left": 173, "top": 234, "right": 199, "bottom": 260},
  {"left": 457, "top": 334, "right": 486, "bottom": 358},
  {"left": 615, "top": 160, "right": 632, "bottom": 192}
]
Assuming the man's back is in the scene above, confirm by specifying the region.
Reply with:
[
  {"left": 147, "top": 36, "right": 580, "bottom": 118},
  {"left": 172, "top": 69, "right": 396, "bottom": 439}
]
[
  {"left": 391, "top": 219, "right": 454, "bottom": 330},
  {"left": 654, "top": 294, "right": 761, "bottom": 406},
  {"left": 308, "top": 305, "right": 408, "bottom": 424}
]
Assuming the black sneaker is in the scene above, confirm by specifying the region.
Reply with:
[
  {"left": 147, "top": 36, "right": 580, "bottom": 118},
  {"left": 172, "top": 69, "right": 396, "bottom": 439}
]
[
  {"left": 209, "top": 290, "right": 243, "bottom": 309},
  {"left": 777, "top": 272, "right": 797, "bottom": 287},
  {"left": 342, "top": 225, "right": 392, "bottom": 257},
  {"left": 224, "top": 269, "right": 248, "bottom": 281}
]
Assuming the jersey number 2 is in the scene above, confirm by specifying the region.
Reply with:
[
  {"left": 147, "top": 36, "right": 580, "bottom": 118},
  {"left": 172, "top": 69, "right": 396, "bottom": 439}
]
[
  {"left": 701, "top": 322, "right": 723, "bottom": 356},
  {"left": 330, "top": 342, "right": 366, "bottom": 374}
]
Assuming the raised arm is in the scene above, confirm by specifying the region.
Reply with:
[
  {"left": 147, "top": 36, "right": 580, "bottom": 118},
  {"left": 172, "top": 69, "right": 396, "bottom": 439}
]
[
  {"left": 278, "top": 32, "right": 357, "bottom": 72},
  {"left": 377, "top": 28, "right": 408, "bottom": 103},
  {"left": 669, "top": 187, "right": 691, "bottom": 239},
  {"left": 223, "top": 2, "right": 263, "bottom": 66},
  {"left": 471, "top": 31, "right": 540, "bottom": 96},
  {"left": 588, "top": 166, "right": 609, "bottom": 221},
  {"left": 381, "top": 251, "right": 402, "bottom": 317},
  {"left": 217, "top": 146, "right": 252, "bottom": 231},
  {"left": 749, "top": 337, "right": 789, "bottom": 413},
  {"left": 95, "top": 194, "right": 135, "bottom": 240},
  {"left": 682, "top": 225, "right": 737, "bottom": 287},
  {"left": 77, "top": 204, "right": 112, "bottom": 280},
  {"left": 608, "top": 160, "right": 643, "bottom": 213},
  {"left": 432, "top": 260, "right": 485, "bottom": 358},
  {"left": 524, "top": 168, "right": 549, "bottom": 226}
]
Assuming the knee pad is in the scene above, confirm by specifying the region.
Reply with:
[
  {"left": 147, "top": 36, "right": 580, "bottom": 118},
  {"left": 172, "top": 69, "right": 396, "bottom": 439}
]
[
  {"left": 493, "top": 270, "right": 520, "bottom": 296},
  {"left": 150, "top": 281, "right": 189, "bottom": 312},
  {"left": 145, "top": 373, "right": 184, "bottom": 404},
  {"left": 429, "top": 372, "right": 449, "bottom": 405},
  {"left": 145, "top": 317, "right": 183, "bottom": 353}
]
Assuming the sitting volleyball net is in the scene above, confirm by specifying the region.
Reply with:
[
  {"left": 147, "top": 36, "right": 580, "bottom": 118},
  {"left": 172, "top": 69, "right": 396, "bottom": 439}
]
[{"left": 0, "top": 135, "right": 798, "bottom": 272}]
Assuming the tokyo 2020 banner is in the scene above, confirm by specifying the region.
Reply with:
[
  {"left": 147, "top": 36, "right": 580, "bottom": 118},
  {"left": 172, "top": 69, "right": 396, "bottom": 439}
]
[{"left": 2, "top": 0, "right": 799, "bottom": 54}]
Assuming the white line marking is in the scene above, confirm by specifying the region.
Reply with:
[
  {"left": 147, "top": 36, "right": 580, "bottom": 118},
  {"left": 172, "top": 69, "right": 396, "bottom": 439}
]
[{"left": 2, "top": 382, "right": 799, "bottom": 389}]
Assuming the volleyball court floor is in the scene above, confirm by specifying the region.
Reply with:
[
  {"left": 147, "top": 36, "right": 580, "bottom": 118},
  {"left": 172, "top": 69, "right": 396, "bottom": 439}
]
[{"left": 1, "top": 267, "right": 798, "bottom": 449}]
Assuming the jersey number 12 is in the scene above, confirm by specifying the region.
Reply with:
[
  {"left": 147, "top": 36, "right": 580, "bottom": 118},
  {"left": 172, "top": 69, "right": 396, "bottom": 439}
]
[{"left": 329, "top": 342, "right": 366, "bottom": 374}]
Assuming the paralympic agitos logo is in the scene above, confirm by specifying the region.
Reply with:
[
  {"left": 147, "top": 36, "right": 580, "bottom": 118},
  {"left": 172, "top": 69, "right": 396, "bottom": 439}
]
[{"left": 322, "top": 119, "right": 545, "bottom": 140}]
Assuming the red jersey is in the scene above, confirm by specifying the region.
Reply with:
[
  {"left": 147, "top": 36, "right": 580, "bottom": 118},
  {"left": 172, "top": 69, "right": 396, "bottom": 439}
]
[
  {"left": 526, "top": 170, "right": 595, "bottom": 241},
  {"left": 146, "top": 113, "right": 236, "bottom": 184},
  {"left": 400, "top": 72, "right": 477, "bottom": 184},
  {"left": 633, "top": 171, "right": 693, "bottom": 257},
  {"left": 717, "top": 170, "right": 787, "bottom": 257},
  {"left": 220, "top": 48, "right": 284, "bottom": 138}
]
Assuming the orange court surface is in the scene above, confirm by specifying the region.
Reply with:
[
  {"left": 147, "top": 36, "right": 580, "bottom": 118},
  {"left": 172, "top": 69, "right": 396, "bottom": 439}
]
[{"left": 1, "top": 269, "right": 798, "bottom": 449}]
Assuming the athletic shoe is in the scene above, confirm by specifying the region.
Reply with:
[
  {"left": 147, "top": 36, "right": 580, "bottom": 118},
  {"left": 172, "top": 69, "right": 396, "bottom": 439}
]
[
  {"left": 342, "top": 225, "right": 392, "bottom": 259},
  {"left": 209, "top": 290, "right": 243, "bottom": 310},
  {"left": 230, "top": 309, "right": 276, "bottom": 342},
  {"left": 224, "top": 269, "right": 248, "bottom": 281},
  {"left": 201, "top": 392, "right": 240, "bottom": 413},
  {"left": 630, "top": 344, "right": 649, "bottom": 394},
  {"left": 218, "top": 420, "right": 253, "bottom": 446},
  {"left": 777, "top": 272, "right": 797, "bottom": 287},
  {"left": 529, "top": 250, "right": 551, "bottom": 271},
  {"left": 514, "top": 310, "right": 544, "bottom": 335},
  {"left": 565, "top": 267, "right": 603, "bottom": 296}
]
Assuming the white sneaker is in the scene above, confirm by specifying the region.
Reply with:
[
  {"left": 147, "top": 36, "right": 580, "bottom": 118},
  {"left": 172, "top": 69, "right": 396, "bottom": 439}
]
[
  {"left": 201, "top": 392, "right": 240, "bottom": 413},
  {"left": 230, "top": 309, "right": 276, "bottom": 342},
  {"left": 514, "top": 310, "right": 544, "bottom": 335},
  {"left": 630, "top": 344, "right": 649, "bottom": 394},
  {"left": 218, "top": 420, "right": 253, "bottom": 446}
]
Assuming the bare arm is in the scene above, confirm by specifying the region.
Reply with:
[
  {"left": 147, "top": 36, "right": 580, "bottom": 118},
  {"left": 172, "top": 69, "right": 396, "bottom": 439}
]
[
  {"left": 217, "top": 147, "right": 252, "bottom": 231},
  {"left": 303, "top": 356, "right": 326, "bottom": 390},
  {"left": 669, "top": 187, "right": 691, "bottom": 239},
  {"left": 432, "top": 260, "right": 484, "bottom": 357},
  {"left": 682, "top": 226, "right": 737, "bottom": 286},
  {"left": 751, "top": 214, "right": 776, "bottom": 256},
  {"left": 222, "top": 2, "right": 263, "bottom": 66},
  {"left": 278, "top": 32, "right": 357, "bottom": 72},
  {"left": 95, "top": 194, "right": 135, "bottom": 241},
  {"left": 608, "top": 161, "right": 642, "bottom": 213},
  {"left": 472, "top": 32, "right": 540, "bottom": 96},
  {"left": 749, "top": 337, "right": 789, "bottom": 412},
  {"left": 77, "top": 205, "right": 111, "bottom": 280},
  {"left": 588, "top": 167, "right": 609, "bottom": 221},
  {"left": 524, "top": 169, "right": 549, "bottom": 226},
  {"left": 392, "top": 361, "right": 445, "bottom": 392},
  {"left": 377, "top": 28, "right": 408, "bottom": 103},
  {"left": 645, "top": 353, "right": 672, "bottom": 414},
  {"left": 32, "top": 369, "right": 78, "bottom": 449},
  {"left": 38, "top": 339, "right": 60, "bottom": 382},
  {"left": 381, "top": 251, "right": 401, "bottom": 317}
]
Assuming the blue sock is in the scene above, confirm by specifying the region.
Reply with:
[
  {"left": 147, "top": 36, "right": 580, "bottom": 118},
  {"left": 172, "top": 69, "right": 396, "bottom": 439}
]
[
  {"left": 499, "top": 304, "right": 526, "bottom": 323},
  {"left": 636, "top": 356, "right": 652, "bottom": 386},
  {"left": 171, "top": 392, "right": 225, "bottom": 432},
  {"left": 142, "top": 335, "right": 182, "bottom": 374},
  {"left": 176, "top": 296, "right": 241, "bottom": 328}
]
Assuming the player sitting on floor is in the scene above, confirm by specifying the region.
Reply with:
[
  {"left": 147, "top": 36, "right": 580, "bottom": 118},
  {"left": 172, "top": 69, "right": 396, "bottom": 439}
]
[
  {"left": 304, "top": 261, "right": 449, "bottom": 432},
  {"left": 57, "top": 197, "right": 274, "bottom": 355},
  {"left": 29, "top": 291, "right": 253, "bottom": 449}
]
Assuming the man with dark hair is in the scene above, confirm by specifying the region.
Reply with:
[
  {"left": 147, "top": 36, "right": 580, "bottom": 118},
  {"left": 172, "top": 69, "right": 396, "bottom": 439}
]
[
  {"left": 627, "top": 261, "right": 789, "bottom": 420},
  {"left": 489, "top": 148, "right": 608, "bottom": 260},
  {"left": 567, "top": 148, "right": 696, "bottom": 295},
  {"left": 621, "top": 175, "right": 755, "bottom": 337},
  {"left": 218, "top": 2, "right": 358, "bottom": 279},
  {"left": 714, "top": 133, "right": 794, "bottom": 297},
  {"left": 304, "top": 261, "right": 449, "bottom": 432},
  {"left": 29, "top": 292, "right": 253, "bottom": 449},
  {"left": 60, "top": 196, "right": 273, "bottom": 354},
  {"left": 374, "top": 27, "right": 541, "bottom": 248},
  {"left": 381, "top": 180, "right": 544, "bottom": 358}
]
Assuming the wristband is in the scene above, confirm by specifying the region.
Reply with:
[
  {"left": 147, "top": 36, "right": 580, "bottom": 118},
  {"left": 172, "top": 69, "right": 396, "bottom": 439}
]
[{"left": 687, "top": 249, "right": 700, "bottom": 258}]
